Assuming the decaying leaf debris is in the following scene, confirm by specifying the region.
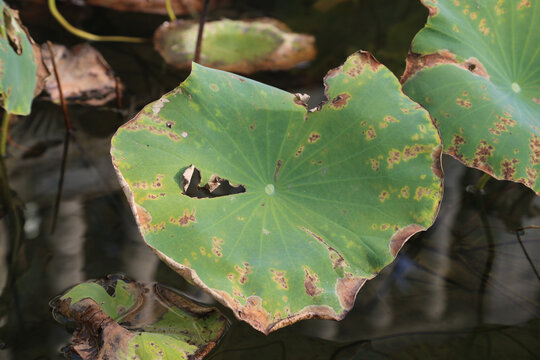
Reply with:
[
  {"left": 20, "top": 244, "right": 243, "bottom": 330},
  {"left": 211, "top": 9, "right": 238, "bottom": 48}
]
[
  {"left": 52, "top": 276, "right": 228, "bottom": 360},
  {"left": 41, "top": 43, "right": 121, "bottom": 106}
]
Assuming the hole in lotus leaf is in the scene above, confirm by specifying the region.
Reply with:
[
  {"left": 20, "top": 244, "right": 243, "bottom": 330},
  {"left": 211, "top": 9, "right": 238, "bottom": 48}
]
[
  {"left": 3, "top": 8, "right": 22, "bottom": 55},
  {"left": 180, "top": 165, "right": 246, "bottom": 198}
]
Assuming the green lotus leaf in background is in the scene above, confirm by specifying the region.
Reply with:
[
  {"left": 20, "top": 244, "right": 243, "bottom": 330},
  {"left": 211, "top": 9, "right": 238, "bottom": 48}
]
[
  {"left": 402, "top": 0, "right": 540, "bottom": 194},
  {"left": 153, "top": 18, "right": 316, "bottom": 74},
  {"left": 111, "top": 51, "right": 443, "bottom": 334},
  {"left": 0, "top": 0, "right": 38, "bottom": 115},
  {"left": 52, "top": 276, "right": 228, "bottom": 360}
]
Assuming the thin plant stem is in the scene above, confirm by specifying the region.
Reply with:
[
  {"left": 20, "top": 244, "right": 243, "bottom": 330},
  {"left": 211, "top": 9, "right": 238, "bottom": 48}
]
[
  {"left": 165, "top": 0, "right": 176, "bottom": 21},
  {"left": 48, "top": 0, "right": 147, "bottom": 43},
  {"left": 46, "top": 41, "right": 71, "bottom": 235},
  {"left": 476, "top": 173, "right": 491, "bottom": 191},
  {"left": 476, "top": 193, "right": 495, "bottom": 324},
  {"left": 194, "top": 0, "right": 210, "bottom": 63},
  {"left": 515, "top": 230, "right": 540, "bottom": 282},
  {"left": 516, "top": 225, "right": 540, "bottom": 231},
  {"left": 0, "top": 113, "right": 22, "bottom": 297},
  {"left": 0, "top": 111, "right": 8, "bottom": 155}
]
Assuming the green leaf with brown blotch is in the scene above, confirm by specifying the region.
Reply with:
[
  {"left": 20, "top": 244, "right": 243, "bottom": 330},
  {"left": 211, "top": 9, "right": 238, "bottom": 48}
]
[
  {"left": 402, "top": 0, "right": 540, "bottom": 194},
  {"left": 153, "top": 18, "right": 316, "bottom": 74},
  {"left": 52, "top": 276, "right": 228, "bottom": 360},
  {"left": 110, "top": 51, "right": 443, "bottom": 334},
  {"left": 0, "top": 0, "right": 39, "bottom": 115}
]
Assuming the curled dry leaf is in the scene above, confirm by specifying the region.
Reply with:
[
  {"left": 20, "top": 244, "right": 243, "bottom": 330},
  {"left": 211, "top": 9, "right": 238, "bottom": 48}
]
[
  {"left": 52, "top": 275, "right": 228, "bottom": 360},
  {"left": 111, "top": 51, "right": 443, "bottom": 334},
  {"left": 87, "top": 0, "right": 224, "bottom": 16},
  {"left": 41, "top": 43, "right": 121, "bottom": 106},
  {"left": 154, "top": 18, "right": 317, "bottom": 74}
]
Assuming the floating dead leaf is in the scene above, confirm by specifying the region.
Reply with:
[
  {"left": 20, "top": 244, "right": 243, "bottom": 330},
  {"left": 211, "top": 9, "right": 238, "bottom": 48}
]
[
  {"left": 41, "top": 43, "right": 121, "bottom": 106},
  {"left": 52, "top": 275, "right": 228, "bottom": 360},
  {"left": 154, "top": 18, "right": 317, "bottom": 74}
]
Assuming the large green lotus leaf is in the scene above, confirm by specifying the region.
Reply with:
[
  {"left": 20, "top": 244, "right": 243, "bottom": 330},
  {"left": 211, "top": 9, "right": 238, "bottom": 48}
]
[
  {"left": 153, "top": 18, "right": 316, "bottom": 74},
  {"left": 52, "top": 276, "right": 228, "bottom": 360},
  {"left": 111, "top": 52, "right": 443, "bottom": 334},
  {"left": 0, "top": 0, "right": 38, "bottom": 115},
  {"left": 402, "top": 0, "right": 540, "bottom": 194}
]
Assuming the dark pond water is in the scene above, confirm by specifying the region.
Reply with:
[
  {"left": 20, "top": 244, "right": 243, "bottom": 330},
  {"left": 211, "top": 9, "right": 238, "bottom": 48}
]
[{"left": 1, "top": 0, "right": 539, "bottom": 359}]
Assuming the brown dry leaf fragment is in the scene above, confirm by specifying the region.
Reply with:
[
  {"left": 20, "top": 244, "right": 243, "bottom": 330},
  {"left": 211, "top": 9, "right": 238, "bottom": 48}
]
[{"left": 41, "top": 43, "right": 121, "bottom": 106}]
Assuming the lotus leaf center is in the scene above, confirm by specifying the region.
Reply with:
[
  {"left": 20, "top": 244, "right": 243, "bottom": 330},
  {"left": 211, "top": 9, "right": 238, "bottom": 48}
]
[
  {"left": 511, "top": 82, "right": 521, "bottom": 93},
  {"left": 265, "top": 184, "right": 275, "bottom": 195}
]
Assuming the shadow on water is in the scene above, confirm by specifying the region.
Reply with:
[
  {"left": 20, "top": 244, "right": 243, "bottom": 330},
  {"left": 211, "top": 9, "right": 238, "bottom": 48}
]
[{"left": 0, "top": 0, "right": 539, "bottom": 358}]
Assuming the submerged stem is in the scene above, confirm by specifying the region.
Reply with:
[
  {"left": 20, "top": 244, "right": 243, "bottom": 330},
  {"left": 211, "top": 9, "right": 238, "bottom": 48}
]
[{"left": 46, "top": 42, "right": 71, "bottom": 235}]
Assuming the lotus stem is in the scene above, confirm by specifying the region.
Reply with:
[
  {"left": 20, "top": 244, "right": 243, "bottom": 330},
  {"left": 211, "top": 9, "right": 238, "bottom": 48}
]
[
  {"left": 0, "top": 111, "right": 8, "bottom": 156},
  {"left": 476, "top": 173, "right": 491, "bottom": 191},
  {"left": 194, "top": 0, "right": 210, "bottom": 63},
  {"left": 165, "top": 0, "right": 176, "bottom": 21},
  {"left": 48, "top": 0, "right": 147, "bottom": 43}
]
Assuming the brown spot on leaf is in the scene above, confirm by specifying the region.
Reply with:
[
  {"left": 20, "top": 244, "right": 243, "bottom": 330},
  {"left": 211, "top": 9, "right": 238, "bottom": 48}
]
[
  {"left": 329, "top": 93, "right": 351, "bottom": 109},
  {"left": 236, "top": 296, "right": 272, "bottom": 332},
  {"left": 530, "top": 134, "right": 540, "bottom": 165},
  {"left": 132, "top": 181, "right": 148, "bottom": 190},
  {"left": 151, "top": 174, "right": 164, "bottom": 189},
  {"left": 235, "top": 263, "right": 253, "bottom": 285},
  {"left": 303, "top": 267, "right": 323, "bottom": 297},
  {"left": 336, "top": 277, "right": 365, "bottom": 310},
  {"left": 414, "top": 186, "right": 434, "bottom": 200},
  {"left": 274, "top": 159, "right": 282, "bottom": 181},
  {"left": 448, "top": 134, "right": 466, "bottom": 157},
  {"left": 270, "top": 269, "right": 289, "bottom": 290},
  {"left": 146, "top": 193, "right": 165, "bottom": 200},
  {"left": 135, "top": 205, "right": 152, "bottom": 233},
  {"left": 308, "top": 132, "right": 321, "bottom": 143},
  {"left": 212, "top": 237, "right": 224, "bottom": 257},
  {"left": 295, "top": 146, "right": 304, "bottom": 157},
  {"left": 518, "top": 0, "right": 531, "bottom": 9},
  {"left": 501, "top": 158, "right": 519, "bottom": 179},
  {"left": 170, "top": 209, "right": 196, "bottom": 226},
  {"left": 431, "top": 145, "right": 444, "bottom": 179},
  {"left": 525, "top": 167, "right": 537, "bottom": 189},
  {"left": 366, "top": 126, "right": 376, "bottom": 140},
  {"left": 456, "top": 97, "right": 472, "bottom": 108},
  {"left": 402, "top": 50, "right": 489, "bottom": 83},
  {"left": 389, "top": 224, "right": 425, "bottom": 257},
  {"left": 387, "top": 149, "right": 401, "bottom": 168},
  {"left": 472, "top": 140, "right": 494, "bottom": 171},
  {"left": 378, "top": 190, "right": 390, "bottom": 202},
  {"left": 401, "top": 186, "right": 410, "bottom": 198},
  {"left": 301, "top": 227, "right": 348, "bottom": 270},
  {"left": 402, "top": 144, "right": 430, "bottom": 161},
  {"left": 370, "top": 159, "right": 379, "bottom": 171}
]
